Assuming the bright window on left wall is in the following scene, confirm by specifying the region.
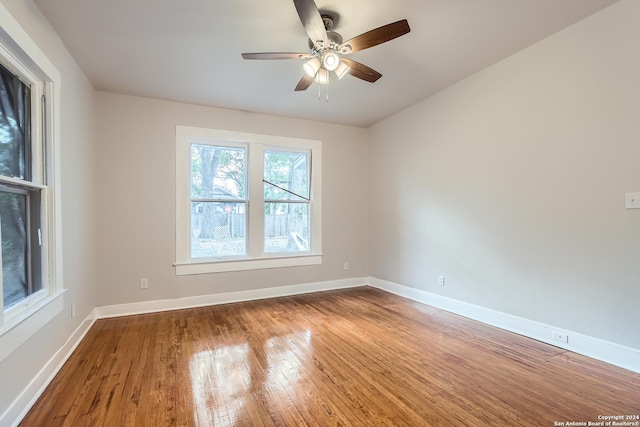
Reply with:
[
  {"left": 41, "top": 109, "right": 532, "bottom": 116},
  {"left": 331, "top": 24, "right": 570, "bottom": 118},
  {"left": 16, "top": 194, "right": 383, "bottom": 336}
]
[
  {"left": 0, "top": 62, "right": 43, "bottom": 310},
  {"left": 0, "top": 4, "right": 63, "bottom": 349}
]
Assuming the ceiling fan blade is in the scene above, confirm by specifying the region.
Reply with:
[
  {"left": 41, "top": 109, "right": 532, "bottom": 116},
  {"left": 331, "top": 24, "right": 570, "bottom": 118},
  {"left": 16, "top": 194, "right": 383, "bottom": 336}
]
[
  {"left": 295, "top": 74, "right": 315, "bottom": 91},
  {"left": 242, "top": 52, "right": 312, "bottom": 60},
  {"left": 293, "top": 0, "right": 328, "bottom": 49},
  {"left": 339, "top": 19, "right": 410, "bottom": 54},
  {"left": 341, "top": 58, "right": 382, "bottom": 83}
]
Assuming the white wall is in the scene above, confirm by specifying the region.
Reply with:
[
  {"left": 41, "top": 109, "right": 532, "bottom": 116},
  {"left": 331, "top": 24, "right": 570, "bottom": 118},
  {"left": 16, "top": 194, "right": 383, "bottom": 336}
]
[
  {"left": 369, "top": 0, "right": 640, "bottom": 350},
  {"left": 95, "top": 92, "right": 369, "bottom": 306},
  {"left": 0, "top": 0, "right": 97, "bottom": 420}
]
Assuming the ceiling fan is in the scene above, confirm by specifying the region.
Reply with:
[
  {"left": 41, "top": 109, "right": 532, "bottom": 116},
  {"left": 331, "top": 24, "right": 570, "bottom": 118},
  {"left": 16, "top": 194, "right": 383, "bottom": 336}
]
[{"left": 241, "top": 0, "right": 411, "bottom": 91}]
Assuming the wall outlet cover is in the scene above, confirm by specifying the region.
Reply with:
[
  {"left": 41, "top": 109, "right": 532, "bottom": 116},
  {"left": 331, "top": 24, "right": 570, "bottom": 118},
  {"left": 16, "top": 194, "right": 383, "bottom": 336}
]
[
  {"left": 552, "top": 331, "right": 569, "bottom": 343},
  {"left": 625, "top": 192, "right": 640, "bottom": 209}
]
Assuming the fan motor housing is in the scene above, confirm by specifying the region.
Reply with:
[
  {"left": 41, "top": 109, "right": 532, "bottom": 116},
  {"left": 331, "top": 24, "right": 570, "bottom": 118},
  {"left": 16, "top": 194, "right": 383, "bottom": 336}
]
[
  {"left": 307, "top": 12, "right": 343, "bottom": 53},
  {"left": 308, "top": 30, "right": 343, "bottom": 52}
]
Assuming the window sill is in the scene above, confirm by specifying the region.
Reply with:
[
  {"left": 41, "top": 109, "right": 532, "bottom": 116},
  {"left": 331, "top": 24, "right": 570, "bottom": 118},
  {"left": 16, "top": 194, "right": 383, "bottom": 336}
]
[
  {"left": 175, "top": 254, "right": 323, "bottom": 276},
  {"left": 0, "top": 290, "right": 66, "bottom": 362}
]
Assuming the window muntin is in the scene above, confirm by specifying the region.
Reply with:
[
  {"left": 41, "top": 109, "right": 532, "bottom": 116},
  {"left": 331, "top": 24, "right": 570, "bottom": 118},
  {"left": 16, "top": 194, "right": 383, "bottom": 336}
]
[{"left": 175, "top": 126, "right": 322, "bottom": 275}]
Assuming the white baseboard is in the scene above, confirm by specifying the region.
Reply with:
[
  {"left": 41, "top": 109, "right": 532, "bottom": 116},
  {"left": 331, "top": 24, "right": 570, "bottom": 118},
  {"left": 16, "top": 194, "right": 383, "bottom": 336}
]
[
  {"left": 368, "top": 276, "right": 640, "bottom": 374},
  {"left": 0, "top": 310, "right": 96, "bottom": 427},
  {"left": 8, "top": 275, "right": 634, "bottom": 427},
  {"left": 96, "top": 277, "right": 367, "bottom": 319}
]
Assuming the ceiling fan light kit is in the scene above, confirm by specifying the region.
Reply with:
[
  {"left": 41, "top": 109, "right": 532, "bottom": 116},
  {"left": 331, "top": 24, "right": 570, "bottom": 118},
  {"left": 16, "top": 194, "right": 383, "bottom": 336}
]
[
  {"left": 241, "top": 0, "right": 410, "bottom": 94},
  {"left": 303, "top": 58, "right": 321, "bottom": 77},
  {"left": 322, "top": 51, "right": 340, "bottom": 71},
  {"left": 334, "top": 60, "right": 350, "bottom": 80},
  {"left": 315, "top": 68, "right": 330, "bottom": 84}
]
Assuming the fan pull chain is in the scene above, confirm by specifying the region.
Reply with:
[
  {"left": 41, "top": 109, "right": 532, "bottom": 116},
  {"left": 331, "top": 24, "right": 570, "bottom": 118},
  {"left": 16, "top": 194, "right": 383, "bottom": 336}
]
[
  {"left": 316, "top": 70, "right": 330, "bottom": 102},
  {"left": 325, "top": 73, "right": 329, "bottom": 102}
]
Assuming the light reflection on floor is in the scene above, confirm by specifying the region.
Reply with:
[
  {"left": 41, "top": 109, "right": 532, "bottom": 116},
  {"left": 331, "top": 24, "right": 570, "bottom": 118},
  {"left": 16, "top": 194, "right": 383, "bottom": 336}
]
[
  {"left": 265, "top": 330, "right": 312, "bottom": 390},
  {"left": 189, "top": 329, "right": 312, "bottom": 426}
]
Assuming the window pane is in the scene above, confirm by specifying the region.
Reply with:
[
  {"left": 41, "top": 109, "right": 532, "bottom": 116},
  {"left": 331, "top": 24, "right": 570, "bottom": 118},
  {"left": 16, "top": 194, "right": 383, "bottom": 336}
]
[
  {"left": 0, "top": 63, "right": 31, "bottom": 181},
  {"left": 264, "top": 150, "right": 309, "bottom": 201},
  {"left": 191, "top": 202, "right": 246, "bottom": 258},
  {"left": 264, "top": 203, "right": 309, "bottom": 253},
  {"left": 191, "top": 144, "right": 246, "bottom": 199},
  {"left": 0, "top": 191, "right": 28, "bottom": 308}
]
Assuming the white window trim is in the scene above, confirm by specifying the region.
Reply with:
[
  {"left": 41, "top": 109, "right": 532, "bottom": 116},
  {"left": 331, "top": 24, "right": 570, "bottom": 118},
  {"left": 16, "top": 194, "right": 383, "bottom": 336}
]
[
  {"left": 175, "top": 126, "right": 322, "bottom": 275},
  {"left": 0, "top": 3, "right": 64, "bottom": 361}
]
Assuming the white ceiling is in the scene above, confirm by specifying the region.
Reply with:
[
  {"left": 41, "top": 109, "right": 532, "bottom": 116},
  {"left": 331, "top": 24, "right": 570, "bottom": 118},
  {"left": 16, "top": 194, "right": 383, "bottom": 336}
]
[{"left": 34, "top": 0, "right": 618, "bottom": 128}]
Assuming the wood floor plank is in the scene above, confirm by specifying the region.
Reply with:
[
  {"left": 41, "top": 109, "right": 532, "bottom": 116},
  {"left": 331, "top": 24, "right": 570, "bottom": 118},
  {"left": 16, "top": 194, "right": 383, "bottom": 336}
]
[{"left": 20, "top": 287, "right": 640, "bottom": 426}]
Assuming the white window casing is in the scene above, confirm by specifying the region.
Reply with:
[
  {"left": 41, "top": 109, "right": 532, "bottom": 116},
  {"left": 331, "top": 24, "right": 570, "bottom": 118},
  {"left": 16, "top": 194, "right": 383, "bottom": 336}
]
[{"left": 175, "top": 125, "right": 322, "bottom": 275}]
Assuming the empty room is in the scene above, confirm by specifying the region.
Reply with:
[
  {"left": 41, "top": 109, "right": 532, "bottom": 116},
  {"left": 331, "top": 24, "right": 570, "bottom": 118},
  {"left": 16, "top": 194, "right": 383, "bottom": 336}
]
[{"left": 1, "top": 0, "right": 639, "bottom": 425}]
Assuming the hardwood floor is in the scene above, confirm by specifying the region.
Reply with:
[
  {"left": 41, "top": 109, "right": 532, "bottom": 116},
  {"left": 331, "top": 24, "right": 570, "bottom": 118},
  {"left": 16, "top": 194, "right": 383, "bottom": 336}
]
[{"left": 21, "top": 287, "right": 640, "bottom": 426}]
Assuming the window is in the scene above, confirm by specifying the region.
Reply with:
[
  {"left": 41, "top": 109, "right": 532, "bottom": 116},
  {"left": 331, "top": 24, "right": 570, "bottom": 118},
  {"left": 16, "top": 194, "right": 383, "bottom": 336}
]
[
  {"left": 0, "top": 3, "right": 63, "bottom": 356},
  {"left": 263, "top": 149, "right": 310, "bottom": 254},
  {"left": 190, "top": 143, "right": 247, "bottom": 258},
  {"left": 0, "top": 63, "right": 43, "bottom": 310},
  {"left": 176, "top": 126, "right": 322, "bottom": 275}
]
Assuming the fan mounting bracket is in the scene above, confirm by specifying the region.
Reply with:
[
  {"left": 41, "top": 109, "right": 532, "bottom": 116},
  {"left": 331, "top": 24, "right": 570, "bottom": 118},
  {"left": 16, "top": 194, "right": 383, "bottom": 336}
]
[{"left": 319, "top": 11, "right": 339, "bottom": 31}]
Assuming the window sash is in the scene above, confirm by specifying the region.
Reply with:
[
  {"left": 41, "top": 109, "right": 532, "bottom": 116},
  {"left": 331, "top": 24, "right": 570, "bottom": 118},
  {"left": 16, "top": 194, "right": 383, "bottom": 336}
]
[
  {"left": 190, "top": 201, "right": 248, "bottom": 259},
  {"left": 0, "top": 59, "right": 45, "bottom": 311},
  {"left": 188, "top": 142, "right": 248, "bottom": 260},
  {"left": 190, "top": 143, "right": 247, "bottom": 200},
  {"left": 0, "top": 62, "right": 32, "bottom": 182},
  {"left": 0, "top": 184, "right": 44, "bottom": 310},
  {"left": 262, "top": 149, "right": 312, "bottom": 254},
  {"left": 263, "top": 148, "right": 311, "bottom": 202},
  {"left": 264, "top": 202, "right": 311, "bottom": 254}
]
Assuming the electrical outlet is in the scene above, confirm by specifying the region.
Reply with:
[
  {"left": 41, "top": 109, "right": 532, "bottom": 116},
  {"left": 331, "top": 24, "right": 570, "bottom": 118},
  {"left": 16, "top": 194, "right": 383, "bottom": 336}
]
[
  {"left": 552, "top": 331, "right": 568, "bottom": 343},
  {"left": 625, "top": 192, "right": 640, "bottom": 209},
  {"left": 438, "top": 276, "right": 445, "bottom": 286},
  {"left": 140, "top": 278, "right": 149, "bottom": 289},
  {"left": 343, "top": 263, "right": 350, "bottom": 271},
  {"left": 71, "top": 303, "right": 76, "bottom": 318}
]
